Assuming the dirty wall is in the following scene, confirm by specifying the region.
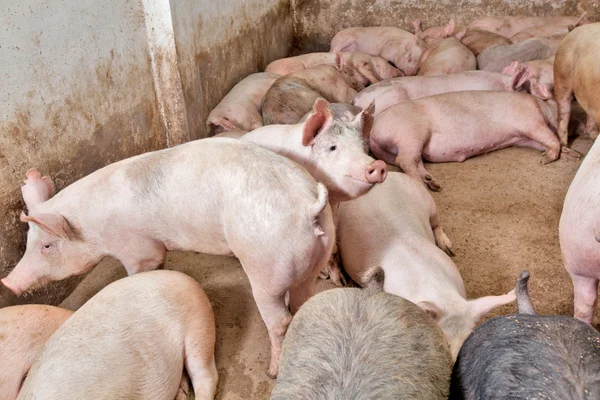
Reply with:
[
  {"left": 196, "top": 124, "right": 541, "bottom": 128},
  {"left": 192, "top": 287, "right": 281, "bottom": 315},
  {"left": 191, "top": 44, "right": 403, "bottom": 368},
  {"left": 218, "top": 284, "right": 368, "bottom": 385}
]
[{"left": 1, "top": 0, "right": 596, "bottom": 307}]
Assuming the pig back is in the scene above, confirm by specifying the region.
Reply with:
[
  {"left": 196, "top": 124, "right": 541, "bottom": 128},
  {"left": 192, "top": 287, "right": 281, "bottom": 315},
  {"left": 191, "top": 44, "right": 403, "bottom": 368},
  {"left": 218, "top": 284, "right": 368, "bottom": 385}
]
[
  {"left": 18, "top": 270, "right": 213, "bottom": 400},
  {"left": 450, "top": 314, "right": 600, "bottom": 400},
  {"left": 477, "top": 38, "right": 553, "bottom": 73},
  {"left": 272, "top": 287, "right": 452, "bottom": 399}
]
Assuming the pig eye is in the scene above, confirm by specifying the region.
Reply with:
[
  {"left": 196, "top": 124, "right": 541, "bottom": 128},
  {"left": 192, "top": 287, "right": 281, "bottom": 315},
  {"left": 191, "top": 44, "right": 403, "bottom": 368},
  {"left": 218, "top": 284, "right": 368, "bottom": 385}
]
[
  {"left": 42, "top": 244, "right": 53, "bottom": 250},
  {"left": 329, "top": 145, "right": 337, "bottom": 152}
]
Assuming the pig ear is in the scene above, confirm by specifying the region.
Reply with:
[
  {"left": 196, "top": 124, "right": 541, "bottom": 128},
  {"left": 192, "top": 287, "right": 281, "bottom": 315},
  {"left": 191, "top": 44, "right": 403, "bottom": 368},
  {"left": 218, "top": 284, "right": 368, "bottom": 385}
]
[
  {"left": 217, "top": 117, "right": 238, "bottom": 131},
  {"left": 352, "top": 101, "right": 375, "bottom": 139},
  {"left": 501, "top": 60, "right": 519, "bottom": 76},
  {"left": 21, "top": 212, "right": 75, "bottom": 240},
  {"left": 334, "top": 53, "right": 344, "bottom": 72},
  {"left": 469, "top": 290, "right": 516, "bottom": 321},
  {"left": 443, "top": 19, "right": 455, "bottom": 38},
  {"left": 577, "top": 11, "right": 589, "bottom": 27},
  {"left": 22, "top": 169, "right": 55, "bottom": 211},
  {"left": 455, "top": 27, "right": 467, "bottom": 40},
  {"left": 417, "top": 301, "right": 444, "bottom": 321},
  {"left": 411, "top": 19, "right": 423, "bottom": 34},
  {"left": 302, "top": 98, "right": 332, "bottom": 146},
  {"left": 532, "top": 82, "right": 552, "bottom": 100}
]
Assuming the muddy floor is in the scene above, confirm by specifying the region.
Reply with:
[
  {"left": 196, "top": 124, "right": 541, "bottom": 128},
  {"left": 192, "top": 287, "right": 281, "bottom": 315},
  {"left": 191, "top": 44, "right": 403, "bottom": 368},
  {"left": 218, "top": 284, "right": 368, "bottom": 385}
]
[{"left": 60, "top": 135, "right": 596, "bottom": 400}]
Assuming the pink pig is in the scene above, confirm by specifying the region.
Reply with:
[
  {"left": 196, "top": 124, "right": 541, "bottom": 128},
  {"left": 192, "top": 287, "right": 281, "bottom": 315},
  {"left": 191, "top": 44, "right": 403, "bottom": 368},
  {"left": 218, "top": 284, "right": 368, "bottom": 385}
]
[
  {"left": 502, "top": 58, "right": 555, "bottom": 100},
  {"left": 1, "top": 138, "right": 335, "bottom": 378},
  {"left": 417, "top": 36, "right": 476, "bottom": 76},
  {"left": 330, "top": 26, "right": 426, "bottom": 76},
  {"left": 412, "top": 19, "right": 466, "bottom": 46},
  {"left": 369, "top": 91, "right": 579, "bottom": 191},
  {"left": 468, "top": 13, "right": 589, "bottom": 38}
]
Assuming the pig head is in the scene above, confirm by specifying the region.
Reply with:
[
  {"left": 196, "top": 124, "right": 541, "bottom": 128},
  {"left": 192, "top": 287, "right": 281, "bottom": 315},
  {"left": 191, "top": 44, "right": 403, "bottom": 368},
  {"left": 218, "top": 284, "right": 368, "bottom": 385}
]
[
  {"left": 2, "top": 170, "right": 100, "bottom": 295},
  {"left": 300, "top": 98, "right": 387, "bottom": 202}
]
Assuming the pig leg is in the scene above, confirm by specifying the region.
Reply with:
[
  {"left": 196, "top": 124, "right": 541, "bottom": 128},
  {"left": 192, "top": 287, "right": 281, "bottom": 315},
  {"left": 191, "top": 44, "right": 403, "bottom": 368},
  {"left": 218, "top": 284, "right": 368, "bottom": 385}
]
[
  {"left": 396, "top": 151, "right": 440, "bottom": 192},
  {"left": 184, "top": 325, "right": 218, "bottom": 399},
  {"left": 174, "top": 371, "right": 192, "bottom": 400},
  {"left": 571, "top": 273, "right": 599, "bottom": 324},
  {"left": 554, "top": 75, "right": 574, "bottom": 146},
  {"left": 585, "top": 114, "right": 599, "bottom": 140},
  {"left": 521, "top": 124, "right": 563, "bottom": 165},
  {"left": 430, "top": 209, "right": 454, "bottom": 256},
  {"left": 115, "top": 238, "right": 167, "bottom": 275}
]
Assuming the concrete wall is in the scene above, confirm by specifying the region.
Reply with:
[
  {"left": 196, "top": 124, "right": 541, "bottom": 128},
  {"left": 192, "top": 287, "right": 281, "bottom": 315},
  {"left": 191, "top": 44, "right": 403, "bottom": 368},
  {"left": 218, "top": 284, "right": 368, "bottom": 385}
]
[
  {"left": 292, "top": 0, "right": 600, "bottom": 53},
  {"left": 0, "top": 0, "right": 292, "bottom": 307}
]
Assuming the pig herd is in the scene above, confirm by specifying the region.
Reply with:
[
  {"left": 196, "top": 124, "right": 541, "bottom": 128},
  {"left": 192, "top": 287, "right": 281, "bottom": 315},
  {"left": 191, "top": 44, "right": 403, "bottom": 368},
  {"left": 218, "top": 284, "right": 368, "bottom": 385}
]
[{"left": 2, "top": 12, "right": 600, "bottom": 400}]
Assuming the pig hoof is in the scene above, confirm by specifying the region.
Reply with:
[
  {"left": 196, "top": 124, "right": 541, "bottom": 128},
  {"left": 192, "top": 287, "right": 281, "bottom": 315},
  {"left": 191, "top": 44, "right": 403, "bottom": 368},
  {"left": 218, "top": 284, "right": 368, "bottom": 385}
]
[
  {"left": 424, "top": 175, "right": 441, "bottom": 192},
  {"left": 267, "top": 367, "right": 278, "bottom": 379},
  {"left": 560, "top": 146, "right": 581, "bottom": 161},
  {"left": 540, "top": 150, "right": 560, "bottom": 165}
]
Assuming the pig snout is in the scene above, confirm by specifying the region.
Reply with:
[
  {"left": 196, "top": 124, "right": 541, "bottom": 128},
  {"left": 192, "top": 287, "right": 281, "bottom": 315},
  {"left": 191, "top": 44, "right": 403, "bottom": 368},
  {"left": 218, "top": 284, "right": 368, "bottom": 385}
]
[
  {"left": 366, "top": 160, "right": 388, "bottom": 183},
  {"left": 1, "top": 276, "right": 24, "bottom": 296}
]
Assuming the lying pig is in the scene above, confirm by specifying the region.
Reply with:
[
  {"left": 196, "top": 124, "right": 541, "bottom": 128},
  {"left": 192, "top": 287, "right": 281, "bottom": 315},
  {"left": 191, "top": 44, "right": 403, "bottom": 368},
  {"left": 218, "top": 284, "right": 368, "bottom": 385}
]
[
  {"left": 1, "top": 139, "right": 335, "bottom": 378},
  {"left": 450, "top": 271, "right": 600, "bottom": 400},
  {"left": 468, "top": 13, "right": 589, "bottom": 38},
  {"left": 206, "top": 72, "right": 279, "bottom": 135},
  {"left": 477, "top": 38, "right": 553, "bottom": 73},
  {"left": 503, "top": 57, "right": 555, "bottom": 99},
  {"left": 511, "top": 13, "right": 589, "bottom": 53},
  {"left": 417, "top": 37, "right": 476, "bottom": 76},
  {"left": 460, "top": 28, "right": 512, "bottom": 56},
  {"left": 271, "top": 267, "right": 453, "bottom": 400},
  {"left": 559, "top": 29, "right": 600, "bottom": 323},
  {"left": 353, "top": 69, "right": 528, "bottom": 116},
  {"left": 18, "top": 271, "right": 218, "bottom": 400},
  {"left": 265, "top": 51, "right": 402, "bottom": 80},
  {"left": 0, "top": 305, "right": 72, "bottom": 400},
  {"left": 369, "top": 91, "right": 578, "bottom": 191},
  {"left": 329, "top": 26, "right": 426, "bottom": 75},
  {"left": 555, "top": 23, "right": 600, "bottom": 147},
  {"left": 337, "top": 171, "right": 516, "bottom": 359},
  {"left": 243, "top": 98, "right": 386, "bottom": 204},
  {"left": 412, "top": 18, "right": 465, "bottom": 45},
  {"left": 262, "top": 60, "right": 369, "bottom": 125}
]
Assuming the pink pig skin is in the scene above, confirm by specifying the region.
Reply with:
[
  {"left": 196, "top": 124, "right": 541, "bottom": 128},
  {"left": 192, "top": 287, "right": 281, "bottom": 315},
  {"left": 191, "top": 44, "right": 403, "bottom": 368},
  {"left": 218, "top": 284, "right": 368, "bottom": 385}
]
[
  {"left": 417, "top": 37, "right": 476, "bottom": 77},
  {"left": 369, "top": 90, "right": 579, "bottom": 191},
  {"left": 468, "top": 13, "right": 589, "bottom": 38},
  {"left": 1, "top": 138, "right": 335, "bottom": 378}
]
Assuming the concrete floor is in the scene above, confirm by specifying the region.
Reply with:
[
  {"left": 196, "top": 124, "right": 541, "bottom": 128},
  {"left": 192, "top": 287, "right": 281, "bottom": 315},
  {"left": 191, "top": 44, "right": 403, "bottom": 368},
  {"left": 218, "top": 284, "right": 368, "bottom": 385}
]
[{"left": 60, "top": 135, "right": 596, "bottom": 399}]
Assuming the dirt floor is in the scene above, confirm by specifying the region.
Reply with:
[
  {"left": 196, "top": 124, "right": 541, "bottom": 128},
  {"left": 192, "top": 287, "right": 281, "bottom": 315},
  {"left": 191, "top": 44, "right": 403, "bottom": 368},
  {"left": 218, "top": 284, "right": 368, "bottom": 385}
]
[{"left": 60, "top": 135, "right": 596, "bottom": 400}]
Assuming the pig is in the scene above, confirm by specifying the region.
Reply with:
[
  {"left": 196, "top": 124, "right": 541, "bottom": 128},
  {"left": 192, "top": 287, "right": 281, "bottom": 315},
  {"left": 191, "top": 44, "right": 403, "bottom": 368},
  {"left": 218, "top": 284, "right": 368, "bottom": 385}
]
[
  {"left": 0, "top": 305, "right": 72, "bottom": 400},
  {"left": 265, "top": 51, "right": 402, "bottom": 80},
  {"left": 460, "top": 28, "right": 512, "bottom": 56},
  {"left": 336, "top": 171, "right": 516, "bottom": 359},
  {"left": 450, "top": 271, "right": 600, "bottom": 400},
  {"left": 468, "top": 13, "right": 589, "bottom": 38},
  {"left": 261, "top": 59, "right": 370, "bottom": 125},
  {"left": 477, "top": 38, "right": 553, "bottom": 73},
  {"left": 353, "top": 69, "right": 528, "bottom": 115},
  {"left": 243, "top": 98, "right": 386, "bottom": 204},
  {"left": 412, "top": 18, "right": 466, "bottom": 46},
  {"left": 329, "top": 26, "right": 426, "bottom": 76},
  {"left": 212, "top": 128, "right": 247, "bottom": 139},
  {"left": 559, "top": 134, "right": 600, "bottom": 323},
  {"left": 555, "top": 23, "right": 600, "bottom": 147},
  {"left": 369, "top": 91, "right": 579, "bottom": 191},
  {"left": 417, "top": 37, "right": 476, "bottom": 76},
  {"left": 1, "top": 139, "right": 335, "bottom": 378},
  {"left": 502, "top": 57, "right": 555, "bottom": 99},
  {"left": 271, "top": 267, "right": 453, "bottom": 400},
  {"left": 206, "top": 72, "right": 279, "bottom": 135},
  {"left": 510, "top": 13, "right": 589, "bottom": 53},
  {"left": 18, "top": 270, "right": 218, "bottom": 400}
]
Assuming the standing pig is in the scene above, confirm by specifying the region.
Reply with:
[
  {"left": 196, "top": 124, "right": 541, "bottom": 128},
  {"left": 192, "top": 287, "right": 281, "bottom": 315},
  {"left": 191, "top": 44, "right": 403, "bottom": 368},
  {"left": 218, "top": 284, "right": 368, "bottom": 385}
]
[
  {"left": 370, "top": 91, "right": 578, "bottom": 191},
  {"left": 1, "top": 139, "right": 335, "bottom": 378},
  {"left": 503, "top": 57, "right": 555, "bottom": 99},
  {"left": 412, "top": 18, "right": 465, "bottom": 45},
  {"left": 555, "top": 23, "right": 600, "bottom": 147},
  {"left": 206, "top": 72, "right": 279, "bottom": 135},
  {"left": 337, "top": 171, "right": 516, "bottom": 359},
  {"left": 18, "top": 270, "right": 218, "bottom": 400},
  {"left": 468, "top": 13, "right": 589, "bottom": 38},
  {"left": 460, "top": 28, "right": 512, "bottom": 56},
  {"left": 353, "top": 69, "right": 527, "bottom": 115},
  {"left": 417, "top": 37, "right": 476, "bottom": 76},
  {"left": 271, "top": 267, "right": 453, "bottom": 400},
  {"left": 243, "top": 98, "right": 386, "bottom": 204},
  {"left": 477, "top": 38, "right": 553, "bottom": 73},
  {"left": 262, "top": 60, "right": 370, "bottom": 125},
  {"left": 330, "top": 26, "right": 426, "bottom": 76},
  {"left": 0, "top": 305, "right": 72, "bottom": 400},
  {"left": 265, "top": 51, "right": 402, "bottom": 80},
  {"left": 450, "top": 271, "right": 600, "bottom": 400}
]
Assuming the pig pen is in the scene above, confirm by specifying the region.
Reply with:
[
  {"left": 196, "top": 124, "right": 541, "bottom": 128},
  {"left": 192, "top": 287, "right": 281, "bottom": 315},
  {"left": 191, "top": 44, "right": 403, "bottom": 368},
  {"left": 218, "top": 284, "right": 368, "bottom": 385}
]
[{"left": 1, "top": 0, "right": 599, "bottom": 399}]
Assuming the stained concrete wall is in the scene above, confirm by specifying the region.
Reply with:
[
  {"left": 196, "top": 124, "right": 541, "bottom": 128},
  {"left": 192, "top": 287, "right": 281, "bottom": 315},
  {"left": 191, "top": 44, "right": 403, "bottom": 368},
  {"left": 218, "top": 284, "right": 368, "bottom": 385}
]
[
  {"left": 0, "top": 0, "right": 292, "bottom": 307},
  {"left": 292, "top": 0, "right": 600, "bottom": 53}
]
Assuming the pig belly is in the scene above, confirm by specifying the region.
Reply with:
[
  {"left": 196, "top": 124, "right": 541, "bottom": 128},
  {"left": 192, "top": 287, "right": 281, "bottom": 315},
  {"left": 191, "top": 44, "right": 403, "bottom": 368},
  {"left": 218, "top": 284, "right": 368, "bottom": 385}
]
[{"left": 422, "top": 129, "right": 528, "bottom": 162}]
